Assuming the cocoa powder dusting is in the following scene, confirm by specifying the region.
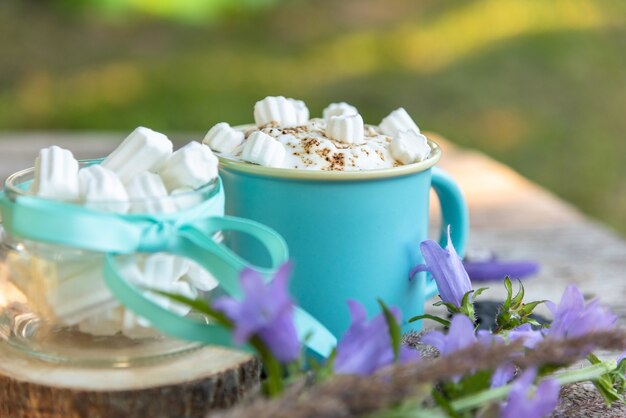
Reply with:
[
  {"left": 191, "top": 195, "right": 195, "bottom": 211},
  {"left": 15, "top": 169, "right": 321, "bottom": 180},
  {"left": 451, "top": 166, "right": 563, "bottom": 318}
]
[{"left": 328, "top": 153, "right": 345, "bottom": 171}]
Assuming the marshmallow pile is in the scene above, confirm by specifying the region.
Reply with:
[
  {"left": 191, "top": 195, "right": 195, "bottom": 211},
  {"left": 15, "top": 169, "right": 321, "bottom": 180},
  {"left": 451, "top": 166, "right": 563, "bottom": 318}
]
[
  {"left": 203, "top": 96, "right": 431, "bottom": 170},
  {"left": 19, "top": 127, "right": 220, "bottom": 337},
  {"left": 31, "top": 127, "right": 218, "bottom": 211}
]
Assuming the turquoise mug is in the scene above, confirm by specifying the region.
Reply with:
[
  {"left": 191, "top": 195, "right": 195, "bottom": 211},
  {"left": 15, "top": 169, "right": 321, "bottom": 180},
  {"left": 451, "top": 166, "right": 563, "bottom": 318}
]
[{"left": 219, "top": 138, "right": 469, "bottom": 338}]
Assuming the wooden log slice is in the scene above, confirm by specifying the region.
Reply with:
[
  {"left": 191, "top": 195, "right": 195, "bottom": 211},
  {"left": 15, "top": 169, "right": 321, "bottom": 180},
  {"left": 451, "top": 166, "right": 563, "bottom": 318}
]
[{"left": 0, "top": 342, "right": 260, "bottom": 418}]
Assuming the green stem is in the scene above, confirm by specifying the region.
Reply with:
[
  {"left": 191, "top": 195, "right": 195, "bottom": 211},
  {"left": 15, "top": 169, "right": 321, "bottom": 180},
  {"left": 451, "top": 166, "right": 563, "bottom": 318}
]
[
  {"left": 371, "top": 407, "right": 450, "bottom": 418},
  {"left": 556, "top": 361, "right": 616, "bottom": 386},
  {"left": 250, "top": 336, "right": 283, "bottom": 397},
  {"left": 451, "top": 360, "right": 617, "bottom": 412}
]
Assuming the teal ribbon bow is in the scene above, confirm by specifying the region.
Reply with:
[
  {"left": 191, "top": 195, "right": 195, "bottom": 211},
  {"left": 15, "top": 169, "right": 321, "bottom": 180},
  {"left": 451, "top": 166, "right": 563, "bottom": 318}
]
[{"left": 0, "top": 178, "right": 336, "bottom": 358}]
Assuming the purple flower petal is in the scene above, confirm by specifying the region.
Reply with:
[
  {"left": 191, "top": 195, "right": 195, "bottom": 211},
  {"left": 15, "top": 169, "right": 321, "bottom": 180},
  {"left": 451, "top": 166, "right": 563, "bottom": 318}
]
[
  {"left": 509, "top": 324, "right": 544, "bottom": 349},
  {"left": 212, "top": 262, "right": 300, "bottom": 363},
  {"left": 258, "top": 310, "right": 300, "bottom": 363},
  {"left": 409, "top": 263, "right": 429, "bottom": 279},
  {"left": 477, "top": 329, "right": 505, "bottom": 345},
  {"left": 501, "top": 369, "right": 560, "bottom": 418},
  {"left": 415, "top": 226, "right": 472, "bottom": 307},
  {"left": 347, "top": 299, "right": 369, "bottom": 324},
  {"left": 422, "top": 314, "right": 476, "bottom": 357},
  {"left": 421, "top": 330, "right": 446, "bottom": 352},
  {"left": 442, "top": 314, "right": 477, "bottom": 355},
  {"left": 547, "top": 284, "right": 617, "bottom": 340},
  {"left": 491, "top": 363, "right": 516, "bottom": 388},
  {"left": 334, "top": 301, "right": 418, "bottom": 376}
]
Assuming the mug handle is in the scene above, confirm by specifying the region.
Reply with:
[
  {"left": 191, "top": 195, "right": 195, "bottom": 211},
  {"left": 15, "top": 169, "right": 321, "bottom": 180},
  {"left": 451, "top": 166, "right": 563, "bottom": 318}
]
[{"left": 423, "top": 167, "right": 470, "bottom": 299}]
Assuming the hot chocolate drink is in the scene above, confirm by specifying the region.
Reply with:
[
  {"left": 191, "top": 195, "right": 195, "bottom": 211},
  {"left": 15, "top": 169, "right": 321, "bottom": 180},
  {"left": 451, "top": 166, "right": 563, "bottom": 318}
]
[{"left": 203, "top": 96, "right": 432, "bottom": 171}]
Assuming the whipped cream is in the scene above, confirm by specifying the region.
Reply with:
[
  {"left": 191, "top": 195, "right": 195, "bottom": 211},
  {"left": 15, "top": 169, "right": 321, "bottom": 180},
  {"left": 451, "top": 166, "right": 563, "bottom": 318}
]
[
  {"left": 204, "top": 97, "right": 433, "bottom": 171},
  {"left": 234, "top": 119, "right": 400, "bottom": 171}
]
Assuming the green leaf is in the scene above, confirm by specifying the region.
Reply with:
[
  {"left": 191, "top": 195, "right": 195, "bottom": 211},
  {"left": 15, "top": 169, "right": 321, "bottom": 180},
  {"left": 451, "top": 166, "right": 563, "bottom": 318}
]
[
  {"left": 525, "top": 318, "right": 543, "bottom": 327},
  {"left": 408, "top": 314, "right": 451, "bottom": 327},
  {"left": 473, "top": 287, "right": 489, "bottom": 299},
  {"left": 510, "top": 280, "right": 525, "bottom": 308},
  {"left": 433, "top": 300, "right": 460, "bottom": 312},
  {"left": 312, "top": 347, "right": 337, "bottom": 381},
  {"left": 587, "top": 353, "right": 602, "bottom": 365},
  {"left": 591, "top": 376, "right": 623, "bottom": 406},
  {"left": 460, "top": 290, "right": 473, "bottom": 310},
  {"left": 432, "top": 388, "right": 461, "bottom": 418},
  {"left": 459, "top": 370, "right": 493, "bottom": 396},
  {"left": 502, "top": 277, "right": 513, "bottom": 310},
  {"left": 378, "top": 299, "right": 402, "bottom": 362},
  {"left": 520, "top": 300, "right": 546, "bottom": 315},
  {"left": 442, "top": 370, "right": 493, "bottom": 399},
  {"left": 586, "top": 354, "right": 626, "bottom": 406}
]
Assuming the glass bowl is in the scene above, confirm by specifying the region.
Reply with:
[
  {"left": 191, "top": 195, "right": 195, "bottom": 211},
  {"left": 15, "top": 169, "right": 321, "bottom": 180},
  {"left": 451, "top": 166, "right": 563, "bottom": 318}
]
[{"left": 0, "top": 160, "right": 222, "bottom": 367}]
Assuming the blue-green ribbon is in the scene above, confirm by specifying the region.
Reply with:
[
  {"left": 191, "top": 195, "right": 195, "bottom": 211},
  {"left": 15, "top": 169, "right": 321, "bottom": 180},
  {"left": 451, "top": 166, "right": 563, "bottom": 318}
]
[{"left": 0, "top": 178, "right": 336, "bottom": 358}]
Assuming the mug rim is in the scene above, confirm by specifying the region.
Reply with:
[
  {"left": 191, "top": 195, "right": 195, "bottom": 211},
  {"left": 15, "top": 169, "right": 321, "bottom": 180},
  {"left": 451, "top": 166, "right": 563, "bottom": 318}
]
[{"left": 218, "top": 128, "right": 442, "bottom": 181}]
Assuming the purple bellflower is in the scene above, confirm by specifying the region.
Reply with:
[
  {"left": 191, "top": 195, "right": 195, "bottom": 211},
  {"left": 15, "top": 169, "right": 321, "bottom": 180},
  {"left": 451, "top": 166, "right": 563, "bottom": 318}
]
[
  {"left": 491, "top": 363, "right": 516, "bottom": 388},
  {"left": 546, "top": 284, "right": 617, "bottom": 339},
  {"left": 213, "top": 263, "right": 300, "bottom": 363},
  {"left": 501, "top": 369, "right": 560, "bottom": 418},
  {"left": 421, "top": 314, "right": 477, "bottom": 382},
  {"left": 421, "top": 314, "right": 477, "bottom": 356},
  {"left": 334, "top": 300, "right": 419, "bottom": 376},
  {"left": 509, "top": 323, "right": 545, "bottom": 349},
  {"left": 411, "top": 226, "right": 472, "bottom": 308}
]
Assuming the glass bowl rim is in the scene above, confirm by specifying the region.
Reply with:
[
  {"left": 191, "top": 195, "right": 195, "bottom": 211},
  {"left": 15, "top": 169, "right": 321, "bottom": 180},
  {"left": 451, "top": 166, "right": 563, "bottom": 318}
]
[{"left": 3, "top": 158, "right": 220, "bottom": 206}]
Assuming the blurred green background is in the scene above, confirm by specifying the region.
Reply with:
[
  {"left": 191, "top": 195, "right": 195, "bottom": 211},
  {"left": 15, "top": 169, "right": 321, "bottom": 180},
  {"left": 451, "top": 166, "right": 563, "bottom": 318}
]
[{"left": 1, "top": 0, "right": 625, "bottom": 234}]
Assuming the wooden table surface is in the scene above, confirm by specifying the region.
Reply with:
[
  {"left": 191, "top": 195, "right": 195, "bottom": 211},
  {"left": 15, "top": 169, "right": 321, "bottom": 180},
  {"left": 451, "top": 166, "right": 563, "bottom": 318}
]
[{"left": 2, "top": 132, "right": 626, "bottom": 417}]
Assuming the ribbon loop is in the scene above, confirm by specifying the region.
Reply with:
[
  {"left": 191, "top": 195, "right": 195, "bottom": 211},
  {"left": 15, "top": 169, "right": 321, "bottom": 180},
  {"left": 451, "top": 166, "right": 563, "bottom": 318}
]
[{"left": 137, "top": 220, "right": 179, "bottom": 253}]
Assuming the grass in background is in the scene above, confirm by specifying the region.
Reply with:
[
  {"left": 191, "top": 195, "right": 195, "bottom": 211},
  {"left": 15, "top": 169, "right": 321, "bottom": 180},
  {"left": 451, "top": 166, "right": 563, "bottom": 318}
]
[{"left": 0, "top": 0, "right": 625, "bottom": 234}]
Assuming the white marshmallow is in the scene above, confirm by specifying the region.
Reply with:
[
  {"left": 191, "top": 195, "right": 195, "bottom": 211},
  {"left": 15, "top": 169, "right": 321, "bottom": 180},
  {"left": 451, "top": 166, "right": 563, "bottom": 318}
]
[
  {"left": 184, "top": 260, "right": 219, "bottom": 291},
  {"left": 327, "top": 113, "right": 365, "bottom": 145},
  {"left": 142, "top": 253, "right": 189, "bottom": 288},
  {"left": 241, "top": 131, "right": 286, "bottom": 167},
  {"left": 289, "top": 99, "right": 310, "bottom": 125},
  {"left": 46, "top": 259, "right": 119, "bottom": 325},
  {"left": 120, "top": 277, "right": 197, "bottom": 338},
  {"left": 203, "top": 122, "right": 244, "bottom": 154},
  {"left": 31, "top": 146, "right": 80, "bottom": 201},
  {"left": 123, "top": 254, "right": 195, "bottom": 316},
  {"left": 125, "top": 172, "right": 176, "bottom": 214},
  {"left": 159, "top": 142, "right": 218, "bottom": 191},
  {"left": 150, "top": 279, "right": 196, "bottom": 316},
  {"left": 379, "top": 108, "right": 420, "bottom": 137},
  {"left": 254, "top": 96, "right": 299, "bottom": 128},
  {"left": 170, "top": 187, "right": 203, "bottom": 210},
  {"left": 323, "top": 102, "right": 358, "bottom": 123},
  {"left": 390, "top": 130, "right": 431, "bottom": 165},
  {"left": 78, "top": 164, "right": 129, "bottom": 213},
  {"left": 78, "top": 307, "right": 123, "bottom": 336},
  {"left": 118, "top": 256, "right": 197, "bottom": 334},
  {"left": 102, "top": 127, "right": 173, "bottom": 183}
]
